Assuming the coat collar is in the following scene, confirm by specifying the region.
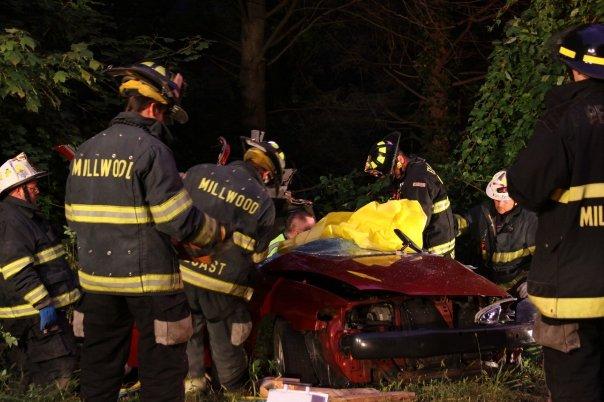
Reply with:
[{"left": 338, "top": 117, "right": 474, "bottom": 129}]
[
  {"left": 110, "top": 112, "right": 167, "bottom": 140},
  {"left": 1, "top": 196, "right": 37, "bottom": 218},
  {"left": 545, "top": 79, "right": 604, "bottom": 109}
]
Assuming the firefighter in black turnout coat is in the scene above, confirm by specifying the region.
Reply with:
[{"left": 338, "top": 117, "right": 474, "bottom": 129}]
[
  {"left": 180, "top": 138, "right": 282, "bottom": 392},
  {"left": 455, "top": 171, "right": 537, "bottom": 293},
  {"left": 507, "top": 24, "right": 604, "bottom": 401},
  {"left": 0, "top": 153, "right": 80, "bottom": 388},
  {"left": 65, "top": 61, "right": 225, "bottom": 402},
  {"left": 365, "top": 132, "right": 456, "bottom": 256}
]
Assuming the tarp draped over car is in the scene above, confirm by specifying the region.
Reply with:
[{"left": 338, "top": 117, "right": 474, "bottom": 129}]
[{"left": 279, "top": 200, "right": 426, "bottom": 253}]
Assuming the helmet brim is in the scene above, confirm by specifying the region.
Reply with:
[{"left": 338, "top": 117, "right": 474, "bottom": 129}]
[
  {"left": 0, "top": 171, "right": 49, "bottom": 196},
  {"left": 562, "top": 59, "right": 604, "bottom": 79}
]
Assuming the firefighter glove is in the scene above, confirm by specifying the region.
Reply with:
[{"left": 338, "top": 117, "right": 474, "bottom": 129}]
[{"left": 39, "top": 305, "right": 58, "bottom": 331}]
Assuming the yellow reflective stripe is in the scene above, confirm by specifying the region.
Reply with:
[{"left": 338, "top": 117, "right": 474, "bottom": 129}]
[
  {"left": 376, "top": 155, "right": 386, "bottom": 164},
  {"left": 233, "top": 231, "right": 256, "bottom": 252},
  {"left": 1, "top": 256, "right": 34, "bottom": 279},
  {"left": 428, "top": 238, "right": 455, "bottom": 255},
  {"left": 65, "top": 203, "right": 152, "bottom": 224},
  {"left": 584, "top": 54, "right": 604, "bottom": 66},
  {"left": 378, "top": 147, "right": 387, "bottom": 154},
  {"left": 34, "top": 245, "right": 66, "bottom": 265},
  {"left": 149, "top": 189, "right": 193, "bottom": 224},
  {"left": 78, "top": 270, "right": 183, "bottom": 294},
  {"left": 180, "top": 265, "right": 254, "bottom": 301},
  {"left": 491, "top": 246, "right": 535, "bottom": 264},
  {"left": 23, "top": 284, "right": 49, "bottom": 305},
  {"left": 432, "top": 197, "right": 450, "bottom": 214},
  {"left": 559, "top": 46, "right": 576, "bottom": 59},
  {"left": 530, "top": 294, "right": 604, "bottom": 319},
  {"left": 53, "top": 288, "right": 81, "bottom": 308},
  {"left": 0, "top": 289, "right": 81, "bottom": 319},
  {"left": 454, "top": 214, "right": 468, "bottom": 237},
  {"left": 551, "top": 183, "right": 604, "bottom": 203}
]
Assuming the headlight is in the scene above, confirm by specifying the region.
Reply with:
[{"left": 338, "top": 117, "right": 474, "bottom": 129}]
[
  {"left": 474, "top": 298, "right": 516, "bottom": 325},
  {"left": 346, "top": 303, "right": 394, "bottom": 329},
  {"left": 515, "top": 299, "right": 537, "bottom": 324}
]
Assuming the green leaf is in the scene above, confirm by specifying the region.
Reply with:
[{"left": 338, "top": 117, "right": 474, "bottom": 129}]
[{"left": 53, "top": 71, "right": 68, "bottom": 83}]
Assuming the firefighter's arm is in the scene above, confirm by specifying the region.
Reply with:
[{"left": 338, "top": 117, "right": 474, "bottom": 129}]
[
  {"left": 0, "top": 222, "right": 51, "bottom": 309},
  {"left": 142, "top": 145, "right": 224, "bottom": 248},
  {"left": 251, "top": 202, "right": 277, "bottom": 263},
  {"left": 397, "top": 165, "right": 434, "bottom": 222},
  {"left": 508, "top": 119, "right": 570, "bottom": 211},
  {"left": 454, "top": 212, "right": 472, "bottom": 237}
]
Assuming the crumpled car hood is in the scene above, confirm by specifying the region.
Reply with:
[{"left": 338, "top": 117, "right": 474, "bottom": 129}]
[{"left": 263, "top": 252, "right": 508, "bottom": 297}]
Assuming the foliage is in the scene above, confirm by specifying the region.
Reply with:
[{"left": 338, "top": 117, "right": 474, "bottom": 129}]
[
  {"left": 309, "top": 170, "right": 391, "bottom": 218},
  {"left": 447, "top": 0, "right": 604, "bottom": 207}
]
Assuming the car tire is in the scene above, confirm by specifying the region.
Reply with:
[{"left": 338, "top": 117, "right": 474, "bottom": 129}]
[{"left": 273, "top": 318, "right": 317, "bottom": 383}]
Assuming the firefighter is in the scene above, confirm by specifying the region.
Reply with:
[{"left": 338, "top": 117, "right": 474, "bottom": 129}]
[
  {"left": 0, "top": 153, "right": 80, "bottom": 388},
  {"left": 65, "top": 61, "right": 226, "bottom": 401},
  {"left": 364, "top": 132, "right": 455, "bottom": 257},
  {"left": 507, "top": 24, "right": 604, "bottom": 401},
  {"left": 180, "top": 138, "right": 283, "bottom": 392},
  {"left": 455, "top": 170, "right": 537, "bottom": 296}
]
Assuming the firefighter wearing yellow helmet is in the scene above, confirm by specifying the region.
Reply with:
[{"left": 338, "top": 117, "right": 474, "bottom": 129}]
[
  {"left": 0, "top": 153, "right": 80, "bottom": 389},
  {"left": 507, "top": 24, "right": 604, "bottom": 400},
  {"left": 65, "top": 61, "right": 227, "bottom": 400},
  {"left": 365, "top": 132, "right": 456, "bottom": 257},
  {"left": 179, "top": 136, "right": 283, "bottom": 392}
]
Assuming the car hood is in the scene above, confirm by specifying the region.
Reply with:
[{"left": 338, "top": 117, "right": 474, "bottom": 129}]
[{"left": 263, "top": 252, "right": 508, "bottom": 297}]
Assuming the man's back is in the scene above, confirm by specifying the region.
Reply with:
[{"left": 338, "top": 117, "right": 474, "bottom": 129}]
[
  {"left": 509, "top": 79, "right": 604, "bottom": 318},
  {"left": 65, "top": 111, "right": 200, "bottom": 295}
]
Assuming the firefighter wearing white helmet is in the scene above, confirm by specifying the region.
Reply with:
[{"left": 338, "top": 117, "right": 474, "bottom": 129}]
[
  {"left": 179, "top": 136, "right": 282, "bottom": 392},
  {"left": 454, "top": 170, "right": 537, "bottom": 295},
  {"left": 0, "top": 153, "right": 80, "bottom": 388},
  {"left": 65, "top": 61, "right": 227, "bottom": 401},
  {"left": 507, "top": 23, "right": 604, "bottom": 401}
]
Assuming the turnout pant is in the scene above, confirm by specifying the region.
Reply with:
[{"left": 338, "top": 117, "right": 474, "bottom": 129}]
[
  {"left": 542, "top": 317, "right": 604, "bottom": 402},
  {"left": 185, "top": 286, "right": 251, "bottom": 390},
  {"left": 79, "top": 292, "right": 192, "bottom": 402},
  {"left": 1, "top": 310, "right": 77, "bottom": 388}
]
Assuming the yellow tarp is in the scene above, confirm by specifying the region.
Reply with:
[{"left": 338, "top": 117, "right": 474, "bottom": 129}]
[{"left": 280, "top": 199, "right": 427, "bottom": 253}]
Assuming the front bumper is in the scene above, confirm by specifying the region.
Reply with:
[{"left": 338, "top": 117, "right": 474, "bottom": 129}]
[{"left": 340, "top": 323, "right": 534, "bottom": 360}]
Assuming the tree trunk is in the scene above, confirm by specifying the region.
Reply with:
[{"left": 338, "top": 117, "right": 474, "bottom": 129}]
[{"left": 240, "top": 0, "right": 266, "bottom": 131}]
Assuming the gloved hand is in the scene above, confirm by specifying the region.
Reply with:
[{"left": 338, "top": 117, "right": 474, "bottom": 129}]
[
  {"left": 517, "top": 282, "right": 529, "bottom": 299},
  {"left": 39, "top": 305, "right": 58, "bottom": 331}
]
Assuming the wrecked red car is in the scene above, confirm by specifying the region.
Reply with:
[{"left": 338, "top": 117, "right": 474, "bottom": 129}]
[{"left": 251, "top": 238, "right": 535, "bottom": 386}]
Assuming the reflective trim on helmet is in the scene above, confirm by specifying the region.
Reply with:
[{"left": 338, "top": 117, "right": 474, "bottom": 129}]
[
  {"left": 78, "top": 271, "right": 183, "bottom": 294},
  {"left": 180, "top": 264, "right": 254, "bottom": 301},
  {"left": 583, "top": 54, "right": 604, "bottom": 66},
  {"left": 559, "top": 46, "right": 576, "bottom": 59},
  {"left": 119, "top": 79, "right": 168, "bottom": 104}
]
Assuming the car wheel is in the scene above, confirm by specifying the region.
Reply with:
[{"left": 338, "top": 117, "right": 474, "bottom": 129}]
[{"left": 273, "top": 318, "right": 317, "bottom": 383}]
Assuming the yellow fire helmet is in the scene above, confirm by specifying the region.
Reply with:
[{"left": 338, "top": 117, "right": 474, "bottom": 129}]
[
  {"left": 242, "top": 137, "right": 286, "bottom": 185},
  {"left": 486, "top": 170, "right": 510, "bottom": 201},
  {"left": 106, "top": 61, "right": 189, "bottom": 124},
  {"left": 0, "top": 152, "right": 48, "bottom": 196}
]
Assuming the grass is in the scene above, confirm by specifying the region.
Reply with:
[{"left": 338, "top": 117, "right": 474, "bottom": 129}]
[{"left": 0, "top": 352, "right": 547, "bottom": 401}]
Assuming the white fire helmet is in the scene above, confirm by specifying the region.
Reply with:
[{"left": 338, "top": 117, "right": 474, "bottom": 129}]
[
  {"left": 486, "top": 170, "right": 510, "bottom": 201},
  {"left": 0, "top": 153, "right": 48, "bottom": 196}
]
